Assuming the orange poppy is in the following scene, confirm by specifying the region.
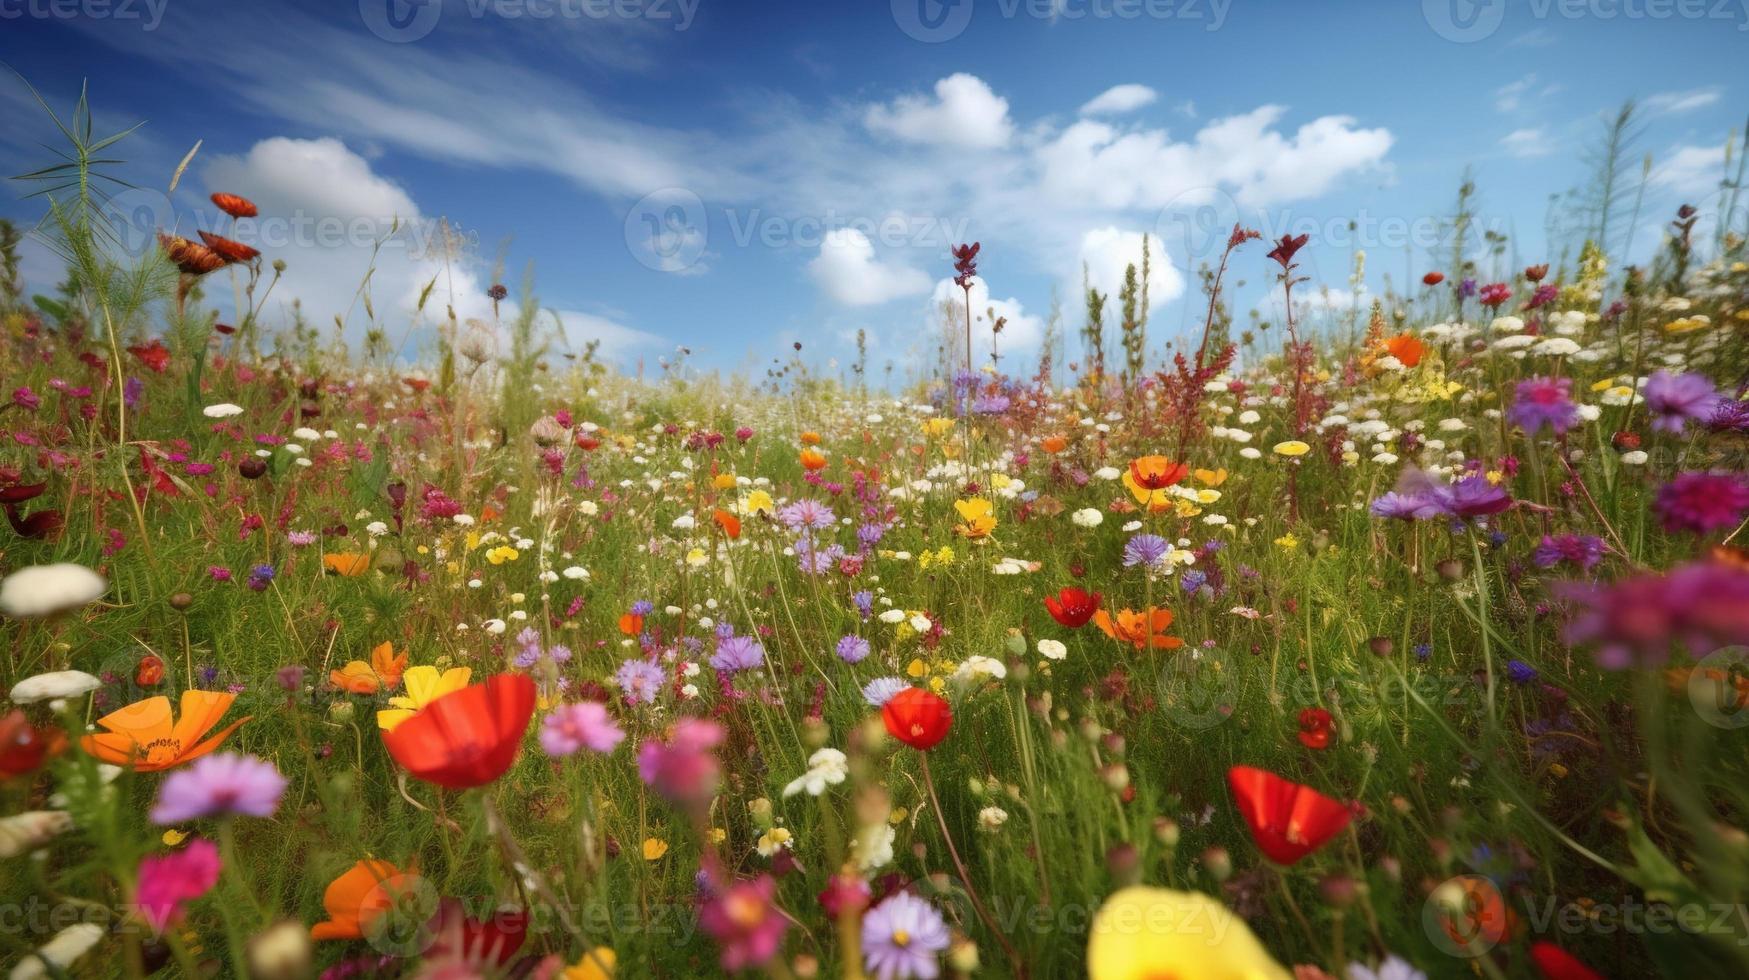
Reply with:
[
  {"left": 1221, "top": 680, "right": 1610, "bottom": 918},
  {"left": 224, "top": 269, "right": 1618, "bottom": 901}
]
[
  {"left": 1093, "top": 607, "right": 1183, "bottom": 650},
  {"left": 800, "top": 448, "right": 828, "bottom": 471},
  {"left": 712, "top": 509, "right": 741, "bottom": 539},
  {"left": 618, "top": 612, "right": 645, "bottom": 636},
  {"left": 197, "top": 231, "right": 261, "bottom": 264},
  {"left": 1383, "top": 332, "right": 1425, "bottom": 368},
  {"left": 381, "top": 673, "right": 536, "bottom": 789},
  {"left": 210, "top": 192, "right": 258, "bottom": 219},
  {"left": 81, "top": 690, "right": 250, "bottom": 772},
  {"left": 1040, "top": 435, "right": 1068, "bottom": 454},
  {"left": 1127, "top": 456, "right": 1188, "bottom": 491},
  {"left": 800, "top": 431, "right": 822, "bottom": 446},
  {"left": 481, "top": 505, "right": 500, "bottom": 523},
  {"left": 309, "top": 860, "right": 419, "bottom": 941},
  {"left": 330, "top": 642, "right": 408, "bottom": 694},
  {"left": 1193, "top": 467, "right": 1228, "bottom": 487},
  {"left": 323, "top": 552, "right": 371, "bottom": 577}
]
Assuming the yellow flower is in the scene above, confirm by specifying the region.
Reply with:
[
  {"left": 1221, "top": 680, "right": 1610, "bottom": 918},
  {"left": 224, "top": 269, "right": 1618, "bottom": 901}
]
[
  {"left": 1121, "top": 470, "right": 1174, "bottom": 513},
  {"left": 1664, "top": 315, "right": 1712, "bottom": 334},
  {"left": 1193, "top": 467, "right": 1228, "bottom": 487},
  {"left": 465, "top": 530, "right": 483, "bottom": 551},
  {"left": 889, "top": 807, "right": 908, "bottom": 825},
  {"left": 1087, "top": 887, "right": 1289, "bottom": 980},
  {"left": 376, "top": 665, "right": 473, "bottom": 732},
  {"left": 486, "top": 545, "right": 520, "bottom": 565},
  {"left": 161, "top": 829, "right": 188, "bottom": 846},
  {"left": 933, "top": 546, "right": 955, "bottom": 566},
  {"left": 565, "top": 948, "right": 617, "bottom": 980},
  {"left": 712, "top": 473, "right": 738, "bottom": 490},
  {"left": 706, "top": 827, "right": 727, "bottom": 845},
  {"left": 922, "top": 417, "right": 956, "bottom": 438},
  {"left": 642, "top": 838, "right": 669, "bottom": 861},
  {"left": 757, "top": 827, "right": 793, "bottom": 856},
  {"left": 743, "top": 489, "right": 774, "bottom": 517},
  {"left": 1274, "top": 533, "right": 1299, "bottom": 550},
  {"left": 1173, "top": 498, "right": 1202, "bottom": 518},
  {"left": 906, "top": 658, "right": 927, "bottom": 678},
  {"left": 953, "top": 498, "right": 998, "bottom": 539},
  {"left": 686, "top": 548, "right": 708, "bottom": 567},
  {"left": 1273, "top": 440, "right": 1311, "bottom": 457}
]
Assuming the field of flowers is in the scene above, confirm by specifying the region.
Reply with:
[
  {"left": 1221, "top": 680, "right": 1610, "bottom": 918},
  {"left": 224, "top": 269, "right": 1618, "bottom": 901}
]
[{"left": 4, "top": 100, "right": 1749, "bottom": 980}]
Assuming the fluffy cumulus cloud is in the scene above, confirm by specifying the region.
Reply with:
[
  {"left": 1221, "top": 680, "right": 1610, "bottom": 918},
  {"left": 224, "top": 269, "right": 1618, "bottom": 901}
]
[
  {"left": 864, "top": 73, "right": 1014, "bottom": 149},
  {"left": 808, "top": 229, "right": 931, "bottom": 306},
  {"left": 1653, "top": 144, "right": 1727, "bottom": 198},
  {"left": 1075, "top": 228, "right": 1184, "bottom": 312},
  {"left": 927, "top": 275, "right": 1044, "bottom": 364},
  {"left": 201, "top": 137, "right": 660, "bottom": 360},
  {"left": 1079, "top": 84, "right": 1158, "bottom": 117}
]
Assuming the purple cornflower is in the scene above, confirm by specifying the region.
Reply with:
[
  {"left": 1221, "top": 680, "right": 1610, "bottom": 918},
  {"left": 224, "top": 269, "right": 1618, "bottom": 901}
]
[
  {"left": 862, "top": 677, "right": 908, "bottom": 708},
  {"left": 246, "top": 564, "right": 275, "bottom": 592},
  {"left": 1644, "top": 370, "right": 1720, "bottom": 433},
  {"left": 971, "top": 394, "right": 1011, "bottom": 415},
  {"left": 861, "top": 891, "right": 951, "bottom": 980},
  {"left": 1440, "top": 475, "right": 1513, "bottom": 520},
  {"left": 1122, "top": 533, "right": 1170, "bottom": 569},
  {"left": 1533, "top": 534, "right": 1606, "bottom": 571},
  {"left": 835, "top": 635, "right": 871, "bottom": 664},
  {"left": 1505, "top": 659, "right": 1538, "bottom": 685},
  {"left": 1654, "top": 472, "right": 1749, "bottom": 534},
  {"left": 779, "top": 499, "right": 837, "bottom": 532},
  {"left": 710, "top": 634, "right": 766, "bottom": 673},
  {"left": 851, "top": 590, "right": 875, "bottom": 619},
  {"left": 1708, "top": 398, "right": 1749, "bottom": 434},
  {"left": 629, "top": 600, "right": 655, "bottom": 616},
  {"left": 615, "top": 658, "right": 667, "bottom": 704},
  {"left": 796, "top": 539, "right": 846, "bottom": 576},
  {"left": 1370, "top": 492, "right": 1440, "bottom": 521},
  {"left": 150, "top": 753, "right": 286, "bottom": 824},
  {"left": 539, "top": 702, "right": 626, "bottom": 756},
  {"left": 1180, "top": 569, "right": 1209, "bottom": 594},
  {"left": 1508, "top": 377, "right": 1579, "bottom": 436}
]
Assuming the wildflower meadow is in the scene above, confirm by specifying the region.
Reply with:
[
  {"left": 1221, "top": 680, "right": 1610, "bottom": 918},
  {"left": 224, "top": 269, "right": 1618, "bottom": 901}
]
[{"left": 4, "top": 13, "right": 1749, "bottom": 980}]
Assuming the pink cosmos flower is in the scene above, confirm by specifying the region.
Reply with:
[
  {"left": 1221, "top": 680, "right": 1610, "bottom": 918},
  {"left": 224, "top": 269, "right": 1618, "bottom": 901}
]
[{"left": 135, "top": 839, "right": 222, "bottom": 933}]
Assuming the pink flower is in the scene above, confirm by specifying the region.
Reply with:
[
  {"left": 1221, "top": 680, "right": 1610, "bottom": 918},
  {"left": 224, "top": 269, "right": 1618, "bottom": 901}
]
[
  {"left": 539, "top": 702, "right": 625, "bottom": 757},
  {"left": 150, "top": 753, "right": 286, "bottom": 824},
  {"left": 700, "top": 875, "right": 787, "bottom": 971},
  {"left": 1654, "top": 472, "right": 1749, "bottom": 534},
  {"left": 135, "top": 839, "right": 222, "bottom": 933},
  {"left": 636, "top": 719, "right": 724, "bottom": 805}
]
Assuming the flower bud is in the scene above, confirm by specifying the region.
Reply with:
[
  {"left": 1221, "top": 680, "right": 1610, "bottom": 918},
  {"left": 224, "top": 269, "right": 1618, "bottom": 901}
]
[
  {"left": 246, "top": 921, "right": 313, "bottom": 980},
  {"left": 1201, "top": 846, "right": 1232, "bottom": 882}
]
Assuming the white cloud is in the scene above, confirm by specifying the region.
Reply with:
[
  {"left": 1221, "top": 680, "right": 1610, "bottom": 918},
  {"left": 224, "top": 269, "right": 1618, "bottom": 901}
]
[
  {"left": 928, "top": 276, "right": 1043, "bottom": 362},
  {"left": 1079, "top": 84, "right": 1158, "bottom": 117},
  {"left": 1492, "top": 73, "right": 1558, "bottom": 112},
  {"left": 1644, "top": 87, "right": 1722, "bottom": 114},
  {"left": 864, "top": 73, "right": 1013, "bottom": 149},
  {"left": 1500, "top": 127, "right": 1551, "bottom": 158},
  {"left": 201, "top": 137, "right": 659, "bottom": 360},
  {"left": 1652, "top": 144, "right": 1727, "bottom": 199},
  {"left": 1075, "top": 228, "right": 1184, "bottom": 312},
  {"left": 808, "top": 228, "right": 931, "bottom": 306}
]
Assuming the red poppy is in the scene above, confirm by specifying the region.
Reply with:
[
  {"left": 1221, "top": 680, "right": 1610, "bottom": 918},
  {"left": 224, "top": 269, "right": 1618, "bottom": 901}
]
[
  {"left": 618, "top": 612, "right": 644, "bottom": 636},
  {"left": 381, "top": 673, "right": 535, "bottom": 789},
  {"left": 1127, "top": 455, "right": 1188, "bottom": 491},
  {"left": 1530, "top": 941, "right": 1601, "bottom": 980},
  {"left": 576, "top": 434, "right": 601, "bottom": 451},
  {"left": 1227, "top": 765, "right": 1351, "bottom": 865},
  {"left": 712, "top": 508, "right": 741, "bottom": 540},
  {"left": 1296, "top": 708, "right": 1332, "bottom": 749},
  {"left": 210, "top": 192, "right": 258, "bottom": 219},
  {"left": 128, "top": 340, "right": 172, "bottom": 373},
  {"left": 0, "top": 710, "right": 53, "bottom": 778},
  {"left": 136, "top": 655, "right": 166, "bottom": 688},
  {"left": 1422, "top": 271, "right": 1445, "bottom": 286},
  {"left": 1043, "top": 587, "right": 1102, "bottom": 628},
  {"left": 198, "top": 231, "right": 261, "bottom": 264},
  {"left": 402, "top": 377, "right": 431, "bottom": 393},
  {"left": 881, "top": 687, "right": 952, "bottom": 751}
]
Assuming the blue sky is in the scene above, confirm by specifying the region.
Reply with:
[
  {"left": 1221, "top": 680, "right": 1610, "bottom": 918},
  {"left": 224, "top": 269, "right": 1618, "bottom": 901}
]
[{"left": 1, "top": 0, "right": 1743, "bottom": 377}]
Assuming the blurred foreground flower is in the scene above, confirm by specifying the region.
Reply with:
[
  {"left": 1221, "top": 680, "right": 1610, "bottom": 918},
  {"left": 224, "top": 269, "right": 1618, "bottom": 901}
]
[
  {"left": 381, "top": 673, "right": 535, "bottom": 788},
  {"left": 1086, "top": 886, "right": 1288, "bottom": 980},
  {"left": 0, "top": 562, "right": 106, "bottom": 618}
]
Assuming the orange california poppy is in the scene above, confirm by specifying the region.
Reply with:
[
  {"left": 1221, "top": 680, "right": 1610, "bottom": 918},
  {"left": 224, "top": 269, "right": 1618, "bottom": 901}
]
[
  {"left": 1193, "top": 467, "right": 1228, "bottom": 487},
  {"left": 1127, "top": 456, "right": 1188, "bottom": 491},
  {"left": 81, "top": 690, "right": 250, "bottom": 772},
  {"left": 309, "top": 860, "right": 418, "bottom": 941},
  {"left": 1383, "top": 332, "right": 1425, "bottom": 368},
  {"left": 712, "top": 509, "right": 741, "bottom": 540},
  {"left": 1093, "top": 607, "right": 1183, "bottom": 651},
  {"left": 323, "top": 552, "right": 371, "bottom": 577},
  {"left": 618, "top": 612, "right": 645, "bottom": 636},
  {"left": 330, "top": 642, "right": 409, "bottom": 694},
  {"left": 381, "top": 673, "right": 536, "bottom": 789},
  {"left": 800, "top": 448, "right": 828, "bottom": 471},
  {"left": 1040, "top": 435, "right": 1068, "bottom": 454},
  {"left": 800, "top": 431, "right": 822, "bottom": 446}
]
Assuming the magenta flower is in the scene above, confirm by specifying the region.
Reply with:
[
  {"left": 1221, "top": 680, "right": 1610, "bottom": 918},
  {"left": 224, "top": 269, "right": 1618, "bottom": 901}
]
[
  {"left": 1508, "top": 377, "right": 1579, "bottom": 436},
  {"left": 150, "top": 753, "right": 286, "bottom": 824},
  {"left": 1644, "top": 370, "right": 1720, "bottom": 433},
  {"left": 539, "top": 701, "right": 625, "bottom": 757},
  {"left": 1654, "top": 472, "right": 1749, "bottom": 534},
  {"left": 699, "top": 875, "right": 788, "bottom": 971},
  {"left": 1533, "top": 534, "right": 1606, "bottom": 571},
  {"left": 1559, "top": 560, "right": 1749, "bottom": 668},
  {"left": 636, "top": 719, "right": 725, "bottom": 805},
  {"left": 862, "top": 891, "right": 952, "bottom": 980},
  {"left": 135, "top": 839, "right": 222, "bottom": 933}
]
